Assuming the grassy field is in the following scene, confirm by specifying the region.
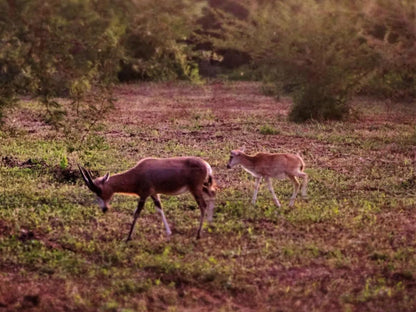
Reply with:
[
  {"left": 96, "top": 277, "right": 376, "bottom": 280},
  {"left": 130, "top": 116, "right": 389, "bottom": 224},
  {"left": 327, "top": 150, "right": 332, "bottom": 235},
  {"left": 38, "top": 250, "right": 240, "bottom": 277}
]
[{"left": 1, "top": 81, "right": 416, "bottom": 311}]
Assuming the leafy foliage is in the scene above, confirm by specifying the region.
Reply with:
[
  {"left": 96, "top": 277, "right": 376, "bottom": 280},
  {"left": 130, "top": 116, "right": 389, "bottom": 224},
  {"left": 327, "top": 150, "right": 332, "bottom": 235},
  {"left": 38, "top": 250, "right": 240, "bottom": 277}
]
[
  {"left": 361, "top": 0, "right": 416, "bottom": 100},
  {"left": 118, "top": 0, "right": 205, "bottom": 82},
  {"left": 0, "top": 0, "right": 126, "bottom": 136},
  {"left": 212, "top": 0, "right": 379, "bottom": 121},
  {"left": 0, "top": 0, "right": 204, "bottom": 131},
  {"left": 1, "top": 0, "right": 415, "bottom": 127}
]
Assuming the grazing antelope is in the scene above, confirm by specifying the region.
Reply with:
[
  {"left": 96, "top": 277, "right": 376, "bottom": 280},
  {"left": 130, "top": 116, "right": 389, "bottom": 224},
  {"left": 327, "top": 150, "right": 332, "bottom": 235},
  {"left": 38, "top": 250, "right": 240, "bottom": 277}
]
[
  {"left": 227, "top": 149, "right": 307, "bottom": 208},
  {"left": 78, "top": 157, "right": 216, "bottom": 241}
]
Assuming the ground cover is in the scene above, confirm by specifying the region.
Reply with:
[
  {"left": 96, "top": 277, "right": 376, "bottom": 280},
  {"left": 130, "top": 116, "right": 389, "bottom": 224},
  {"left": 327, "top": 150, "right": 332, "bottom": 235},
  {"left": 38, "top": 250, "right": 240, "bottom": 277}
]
[{"left": 1, "top": 81, "right": 415, "bottom": 311}]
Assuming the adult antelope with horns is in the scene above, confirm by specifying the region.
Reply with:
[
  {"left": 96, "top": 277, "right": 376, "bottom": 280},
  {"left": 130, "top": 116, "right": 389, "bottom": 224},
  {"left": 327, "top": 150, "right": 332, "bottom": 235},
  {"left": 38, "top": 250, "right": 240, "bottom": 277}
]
[
  {"left": 227, "top": 149, "right": 308, "bottom": 208},
  {"left": 78, "top": 156, "right": 216, "bottom": 241}
]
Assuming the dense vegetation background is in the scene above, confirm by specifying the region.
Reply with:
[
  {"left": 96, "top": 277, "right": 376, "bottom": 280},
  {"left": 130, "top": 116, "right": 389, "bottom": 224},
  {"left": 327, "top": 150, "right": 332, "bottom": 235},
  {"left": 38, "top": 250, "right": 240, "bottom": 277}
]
[
  {"left": 1, "top": 0, "right": 415, "bottom": 125},
  {"left": 1, "top": 1, "right": 416, "bottom": 311}
]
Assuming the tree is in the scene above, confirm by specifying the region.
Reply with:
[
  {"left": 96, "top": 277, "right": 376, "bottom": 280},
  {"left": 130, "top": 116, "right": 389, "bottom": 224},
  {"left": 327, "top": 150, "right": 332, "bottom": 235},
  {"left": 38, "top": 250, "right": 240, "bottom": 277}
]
[
  {"left": 362, "top": 0, "right": 416, "bottom": 100},
  {"left": 212, "top": 0, "right": 378, "bottom": 121},
  {"left": 0, "top": 0, "right": 208, "bottom": 131},
  {"left": 0, "top": 0, "right": 126, "bottom": 132},
  {"left": 118, "top": 0, "right": 205, "bottom": 82}
]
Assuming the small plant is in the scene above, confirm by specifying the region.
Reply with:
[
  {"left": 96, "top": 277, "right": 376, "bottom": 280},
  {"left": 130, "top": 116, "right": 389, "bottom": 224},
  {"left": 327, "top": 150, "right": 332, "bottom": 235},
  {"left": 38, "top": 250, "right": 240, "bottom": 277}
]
[
  {"left": 59, "top": 154, "right": 68, "bottom": 170},
  {"left": 259, "top": 124, "right": 279, "bottom": 135}
]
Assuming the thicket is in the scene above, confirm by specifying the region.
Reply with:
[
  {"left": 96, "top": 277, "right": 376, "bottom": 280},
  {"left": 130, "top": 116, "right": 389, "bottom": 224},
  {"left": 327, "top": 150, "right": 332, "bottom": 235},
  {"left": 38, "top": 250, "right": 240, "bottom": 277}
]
[
  {"left": 118, "top": 0, "right": 204, "bottom": 82},
  {"left": 361, "top": 0, "right": 416, "bottom": 100},
  {"left": 211, "top": 0, "right": 416, "bottom": 121},
  {"left": 0, "top": 0, "right": 202, "bottom": 133},
  {"left": 0, "top": 0, "right": 126, "bottom": 125},
  {"left": 0, "top": 0, "right": 415, "bottom": 124}
]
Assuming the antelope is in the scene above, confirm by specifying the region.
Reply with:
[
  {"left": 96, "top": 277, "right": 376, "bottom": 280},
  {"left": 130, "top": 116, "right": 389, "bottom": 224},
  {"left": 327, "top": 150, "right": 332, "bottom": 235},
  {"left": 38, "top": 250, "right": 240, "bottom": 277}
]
[
  {"left": 78, "top": 157, "right": 216, "bottom": 241},
  {"left": 227, "top": 149, "right": 308, "bottom": 208}
]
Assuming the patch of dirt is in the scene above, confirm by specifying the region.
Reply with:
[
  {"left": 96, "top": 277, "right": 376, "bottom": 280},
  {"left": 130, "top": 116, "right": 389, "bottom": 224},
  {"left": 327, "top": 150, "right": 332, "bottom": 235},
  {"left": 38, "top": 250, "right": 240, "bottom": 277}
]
[
  {"left": 51, "top": 166, "right": 80, "bottom": 184},
  {"left": 0, "top": 274, "right": 72, "bottom": 312},
  {"left": 271, "top": 264, "right": 333, "bottom": 286},
  {"left": 1, "top": 156, "right": 47, "bottom": 169},
  {"left": 110, "top": 81, "right": 290, "bottom": 130},
  {"left": 3, "top": 107, "right": 53, "bottom": 138}
]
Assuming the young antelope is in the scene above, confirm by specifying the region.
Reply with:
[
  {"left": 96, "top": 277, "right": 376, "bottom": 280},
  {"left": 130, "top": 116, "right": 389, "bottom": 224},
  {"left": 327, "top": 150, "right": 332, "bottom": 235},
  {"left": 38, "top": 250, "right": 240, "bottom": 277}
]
[{"left": 227, "top": 149, "right": 308, "bottom": 207}]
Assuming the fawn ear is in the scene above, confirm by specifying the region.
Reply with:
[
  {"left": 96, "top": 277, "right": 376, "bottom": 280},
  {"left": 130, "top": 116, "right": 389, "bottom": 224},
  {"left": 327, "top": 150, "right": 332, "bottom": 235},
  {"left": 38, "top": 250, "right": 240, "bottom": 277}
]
[{"left": 239, "top": 145, "right": 246, "bottom": 153}]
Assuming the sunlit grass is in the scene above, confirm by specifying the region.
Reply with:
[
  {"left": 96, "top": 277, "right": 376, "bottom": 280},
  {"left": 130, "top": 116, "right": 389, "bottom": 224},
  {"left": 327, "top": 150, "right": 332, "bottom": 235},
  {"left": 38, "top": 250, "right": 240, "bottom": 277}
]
[{"left": 1, "top": 82, "right": 415, "bottom": 311}]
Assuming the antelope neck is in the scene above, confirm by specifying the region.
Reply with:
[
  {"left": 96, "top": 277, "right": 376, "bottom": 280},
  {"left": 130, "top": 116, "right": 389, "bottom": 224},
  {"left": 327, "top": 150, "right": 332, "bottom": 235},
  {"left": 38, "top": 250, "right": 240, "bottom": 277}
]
[
  {"left": 239, "top": 153, "right": 256, "bottom": 170},
  {"left": 107, "top": 172, "right": 136, "bottom": 194}
]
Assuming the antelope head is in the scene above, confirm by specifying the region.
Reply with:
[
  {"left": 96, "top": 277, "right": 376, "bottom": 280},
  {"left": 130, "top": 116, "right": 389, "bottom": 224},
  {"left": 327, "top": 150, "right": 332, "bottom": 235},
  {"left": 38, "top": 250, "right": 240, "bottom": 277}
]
[
  {"left": 78, "top": 165, "right": 111, "bottom": 213},
  {"left": 227, "top": 149, "right": 243, "bottom": 169}
]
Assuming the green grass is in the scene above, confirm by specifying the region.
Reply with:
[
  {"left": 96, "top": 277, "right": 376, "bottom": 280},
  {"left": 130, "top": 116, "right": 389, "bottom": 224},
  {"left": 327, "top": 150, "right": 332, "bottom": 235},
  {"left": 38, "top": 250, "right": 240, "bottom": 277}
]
[
  {"left": 1, "top": 82, "right": 415, "bottom": 311},
  {"left": 259, "top": 124, "right": 280, "bottom": 135}
]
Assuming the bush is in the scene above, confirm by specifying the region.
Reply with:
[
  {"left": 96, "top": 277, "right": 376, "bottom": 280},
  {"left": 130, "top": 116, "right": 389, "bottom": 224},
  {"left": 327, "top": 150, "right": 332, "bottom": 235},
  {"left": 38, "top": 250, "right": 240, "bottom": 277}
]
[
  {"left": 118, "top": 0, "right": 204, "bottom": 82},
  {"left": 259, "top": 124, "right": 279, "bottom": 135},
  {"left": 211, "top": 0, "right": 378, "bottom": 122},
  {"left": 0, "top": 0, "right": 205, "bottom": 126},
  {"left": 0, "top": 0, "right": 126, "bottom": 127},
  {"left": 361, "top": 0, "right": 416, "bottom": 101},
  {"left": 289, "top": 85, "right": 349, "bottom": 122}
]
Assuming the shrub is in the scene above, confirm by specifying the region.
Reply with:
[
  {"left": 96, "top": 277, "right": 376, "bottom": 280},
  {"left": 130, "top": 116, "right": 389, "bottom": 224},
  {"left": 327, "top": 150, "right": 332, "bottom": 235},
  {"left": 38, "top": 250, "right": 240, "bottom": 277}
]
[
  {"left": 118, "top": 0, "right": 204, "bottom": 82},
  {"left": 259, "top": 124, "right": 279, "bottom": 135},
  {"left": 0, "top": 0, "right": 204, "bottom": 127},
  {"left": 211, "top": 0, "right": 378, "bottom": 122},
  {"left": 0, "top": 0, "right": 125, "bottom": 128},
  {"left": 361, "top": 0, "right": 416, "bottom": 101},
  {"left": 289, "top": 85, "right": 349, "bottom": 122}
]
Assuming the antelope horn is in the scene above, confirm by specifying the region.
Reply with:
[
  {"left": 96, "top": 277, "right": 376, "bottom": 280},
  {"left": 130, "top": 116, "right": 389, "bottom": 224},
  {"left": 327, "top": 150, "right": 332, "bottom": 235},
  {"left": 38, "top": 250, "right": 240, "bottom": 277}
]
[{"left": 78, "top": 164, "right": 101, "bottom": 194}]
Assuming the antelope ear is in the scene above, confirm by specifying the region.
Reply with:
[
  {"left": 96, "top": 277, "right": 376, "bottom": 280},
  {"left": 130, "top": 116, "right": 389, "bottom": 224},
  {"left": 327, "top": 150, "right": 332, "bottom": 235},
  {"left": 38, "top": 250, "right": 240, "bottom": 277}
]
[
  {"left": 102, "top": 173, "right": 110, "bottom": 183},
  {"left": 239, "top": 145, "right": 246, "bottom": 152}
]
